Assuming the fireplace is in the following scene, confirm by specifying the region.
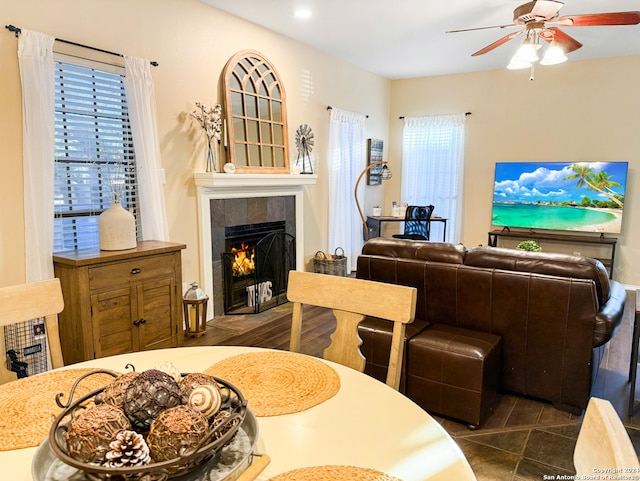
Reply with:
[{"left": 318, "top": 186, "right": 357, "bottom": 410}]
[
  {"left": 195, "top": 173, "right": 317, "bottom": 319},
  {"left": 222, "top": 221, "right": 295, "bottom": 314}
]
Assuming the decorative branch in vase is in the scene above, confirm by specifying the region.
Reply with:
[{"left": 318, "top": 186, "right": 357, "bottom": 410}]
[
  {"left": 105, "top": 162, "right": 127, "bottom": 205},
  {"left": 98, "top": 162, "right": 137, "bottom": 251},
  {"left": 190, "top": 101, "right": 222, "bottom": 173}
]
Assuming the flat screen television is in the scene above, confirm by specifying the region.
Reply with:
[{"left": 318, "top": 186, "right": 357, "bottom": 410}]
[{"left": 491, "top": 161, "right": 628, "bottom": 234}]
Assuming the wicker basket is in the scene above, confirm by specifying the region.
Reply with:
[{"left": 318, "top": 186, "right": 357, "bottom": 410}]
[{"left": 314, "top": 248, "right": 347, "bottom": 277}]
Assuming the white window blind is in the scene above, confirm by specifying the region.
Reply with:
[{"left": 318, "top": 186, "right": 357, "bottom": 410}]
[{"left": 53, "top": 58, "right": 140, "bottom": 252}]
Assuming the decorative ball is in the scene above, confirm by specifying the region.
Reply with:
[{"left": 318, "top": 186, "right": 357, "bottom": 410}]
[
  {"left": 179, "top": 372, "right": 218, "bottom": 403},
  {"left": 103, "top": 429, "right": 151, "bottom": 468},
  {"left": 123, "top": 369, "right": 181, "bottom": 430},
  {"left": 210, "top": 410, "right": 240, "bottom": 442},
  {"left": 155, "top": 361, "right": 182, "bottom": 383},
  {"left": 65, "top": 403, "right": 131, "bottom": 464},
  {"left": 146, "top": 405, "right": 209, "bottom": 463},
  {"left": 188, "top": 384, "right": 222, "bottom": 419},
  {"left": 99, "top": 371, "right": 140, "bottom": 408}
]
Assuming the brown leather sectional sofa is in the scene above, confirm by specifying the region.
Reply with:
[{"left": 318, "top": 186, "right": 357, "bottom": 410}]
[{"left": 356, "top": 238, "right": 626, "bottom": 423}]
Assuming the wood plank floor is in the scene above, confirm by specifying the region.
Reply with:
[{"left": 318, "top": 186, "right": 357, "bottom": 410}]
[
  {"left": 183, "top": 303, "right": 335, "bottom": 355},
  {"left": 184, "top": 291, "right": 640, "bottom": 481}
]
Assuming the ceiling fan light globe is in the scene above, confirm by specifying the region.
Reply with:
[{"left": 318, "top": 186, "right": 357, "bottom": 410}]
[
  {"left": 514, "top": 42, "right": 540, "bottom": 63},
  {"left": 507, "top": 58, "right": 532, "bottom": 70},
  {"left": 540, "top": 42, "right": 567, "bottom": 65}
]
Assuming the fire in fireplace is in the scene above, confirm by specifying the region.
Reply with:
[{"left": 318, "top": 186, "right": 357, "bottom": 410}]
[
  {"left": 231, "top": 243, "right": 255, "bottom": 276},
  {"left": 222, "top": 221, "right": 295, "bottom": 314}
]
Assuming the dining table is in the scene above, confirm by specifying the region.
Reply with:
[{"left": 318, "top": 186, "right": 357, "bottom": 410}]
[{"left": 1, "top": 346, "right": 477, "bottom": 481}]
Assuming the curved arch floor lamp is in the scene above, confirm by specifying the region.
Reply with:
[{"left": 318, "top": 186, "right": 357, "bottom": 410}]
[{"left": 354, "top": 161, "right": 393, "bottom": 241}]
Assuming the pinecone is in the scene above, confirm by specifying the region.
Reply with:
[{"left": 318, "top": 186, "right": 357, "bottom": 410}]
[{"left": 103, "top": 430, "right": 151, "bottom": 468}]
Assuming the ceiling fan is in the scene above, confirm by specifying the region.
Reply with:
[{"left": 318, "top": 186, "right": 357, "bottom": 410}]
[{"left": 448, "top": 1, "right": 640, "bottom": 62}]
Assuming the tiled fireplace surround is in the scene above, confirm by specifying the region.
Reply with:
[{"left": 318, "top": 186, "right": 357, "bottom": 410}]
[{"left": 194, "top": 173, "right": 317, "bottom": 318}]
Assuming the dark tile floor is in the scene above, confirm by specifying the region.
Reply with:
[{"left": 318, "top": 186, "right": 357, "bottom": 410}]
[
  {"left": 186, "top": 291, "right": 640, "bottom": 481},
  {"left": 441, "top": 289, "right": 640, "bottom": 481}
]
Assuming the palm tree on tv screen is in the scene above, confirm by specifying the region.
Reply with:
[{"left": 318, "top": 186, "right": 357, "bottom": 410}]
[
  {"left": 562, "top": 164, "right": 624, "bottom": 208},
  {"left": 591, "top": 171, "right": 622, "bottom": 197}
]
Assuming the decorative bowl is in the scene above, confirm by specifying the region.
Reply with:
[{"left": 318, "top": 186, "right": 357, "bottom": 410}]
[{"left": 39, "top": 369, "right": 249, "bottom": 481}]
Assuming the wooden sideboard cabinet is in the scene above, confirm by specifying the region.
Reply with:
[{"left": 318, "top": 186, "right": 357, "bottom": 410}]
[{"left": 53, "top": 241, "right": 186, "bottom": 364}]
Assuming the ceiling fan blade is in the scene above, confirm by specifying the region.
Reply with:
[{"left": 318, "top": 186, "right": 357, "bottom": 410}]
[
  {"left": 541, "top": 27, "right": 583, "bottom": 53},
  {"left": 530, "top": 0, "right": 564, "bottom": 20},
  {"left": 471, "top": 30, "right": 524, "bottom": 56},
  {"left": 446, "top": 24, "right": 516, "bottom": 34},
  {"left": 556, "top": 11, "right": 640, "bottom": 27}
]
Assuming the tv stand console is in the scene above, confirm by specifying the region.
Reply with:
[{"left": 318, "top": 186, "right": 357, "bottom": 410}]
[{"left": 487, "top": 229, "right": 617, "bottom": 279}]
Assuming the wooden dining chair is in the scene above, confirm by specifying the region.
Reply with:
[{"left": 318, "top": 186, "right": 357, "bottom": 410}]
[
  {"left": 574, "top": 397, "right": 640, "bottom": 476},
  {"left": 0, "top": 278, "right": 65, "bottom": 384},
  {"left": 286, "top": 270, "right": 417, "bottom": 390}
]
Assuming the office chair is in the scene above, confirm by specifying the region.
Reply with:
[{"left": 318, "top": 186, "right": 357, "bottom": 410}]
[{"left": 393, "top": 205, "right": 434, "bottom": 241}]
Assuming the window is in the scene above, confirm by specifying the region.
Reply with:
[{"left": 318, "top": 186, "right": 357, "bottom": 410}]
[
  {"left": 222, "top": 50, "right": 290, "bottom": 173},
  {"left": 53, "top": 58, "right": 139, "bottom": 252},
  {"left": 401, "top": 114, "right": 465, "bottom": 242}
]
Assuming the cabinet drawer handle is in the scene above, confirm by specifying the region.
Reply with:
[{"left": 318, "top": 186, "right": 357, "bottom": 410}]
[
  {"left": 133, "top": 318, "right": 147, "bottom": 327},
  {"left": 130, "top": 268, "right": 142, "bottom": 275},
  {"left": 139, "top": 318, "right": 147, "bottom": 325}
]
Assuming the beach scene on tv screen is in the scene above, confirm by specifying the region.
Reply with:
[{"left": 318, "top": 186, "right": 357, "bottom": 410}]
[{"left": 492, "top": 161, "right": 627, "bottom": 234}]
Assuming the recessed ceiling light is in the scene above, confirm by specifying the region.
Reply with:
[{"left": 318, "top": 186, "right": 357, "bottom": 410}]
[{"left": 294, "top": 8, "right": 312, "bottom": 19}]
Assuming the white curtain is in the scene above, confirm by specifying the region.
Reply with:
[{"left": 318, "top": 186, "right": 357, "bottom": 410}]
[
  {"left": 401, "top": 114, "right": 465, "bottom": 242},
  {"left": 18, "top": 30, "right": 56, "bottom": 282},
  {"left": 327, "top": 108, "right": 366, "bottom": 271},
  {"left": 123, "top": 56, "right": 169, "bottom": 241}
]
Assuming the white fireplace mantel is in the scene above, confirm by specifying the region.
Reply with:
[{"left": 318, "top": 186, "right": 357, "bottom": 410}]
[{"left": 194, "top": 172, "right": 317, "bottom": 318}]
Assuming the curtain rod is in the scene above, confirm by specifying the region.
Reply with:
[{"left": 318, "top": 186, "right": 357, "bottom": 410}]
[
  {"left": 326, "top": 106, "right": 369, "bottom": 118},
  {"left": 399, "top": 112, "right": 471, "bottom": 119},
  {"left": 5, "top": 24, "right": 159, "bottom": 67}
]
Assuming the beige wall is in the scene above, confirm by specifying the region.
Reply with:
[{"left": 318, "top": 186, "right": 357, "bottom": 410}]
[
  {"left": 2, "top": 0, "right": 638, "bottom": 288},
  {"left": 389, "top": 57, "right": 640, "bottom": 285},
  {"left": 0, "top": 0, "right": 390, "bottom": 288}
]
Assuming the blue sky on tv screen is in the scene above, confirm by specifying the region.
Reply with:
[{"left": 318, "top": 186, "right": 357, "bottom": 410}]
[{"left": 493, "top": 162, "right": 628, "bottom": 204}]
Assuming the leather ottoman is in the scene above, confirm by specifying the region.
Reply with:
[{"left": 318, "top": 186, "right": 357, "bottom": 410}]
[
  {"left": 359, "top": 317, "right": 430, "bottom": 393},
  {"left": 407, "top": 324, "right": 502, "bottom": 428}
]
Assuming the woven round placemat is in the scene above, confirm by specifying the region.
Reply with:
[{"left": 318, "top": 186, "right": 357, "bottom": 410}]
[
  {"left": 268, "top": 465, "right": 403, "bottom": 481},
  {"left": 204, "top": 351, "right": 340, "bottom": 417},
  {"left": 0, "top": 368, "right": 118, "bottom": 451}
]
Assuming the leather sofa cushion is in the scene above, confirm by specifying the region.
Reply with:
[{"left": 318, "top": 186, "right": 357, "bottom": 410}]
[
  {"left": 362, "top": 238, "right": 466, "bottom": 264},
  {"left": 465, "top": 246, "right": 610, "bottom": 305}
]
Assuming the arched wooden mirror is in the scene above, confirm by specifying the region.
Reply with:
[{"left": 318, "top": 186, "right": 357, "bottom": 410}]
[{"left": 222, "top": 50, "right": 290, "bottom": 173}]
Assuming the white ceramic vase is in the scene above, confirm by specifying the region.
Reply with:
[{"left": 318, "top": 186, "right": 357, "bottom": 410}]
[{"left": 99, "top": 200, "right": 137, "bottom": 251}]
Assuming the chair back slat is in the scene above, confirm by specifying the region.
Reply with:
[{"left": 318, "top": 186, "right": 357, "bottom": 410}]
[{"left": 287, "top": 271, "right": 416, "bottom": 390}]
